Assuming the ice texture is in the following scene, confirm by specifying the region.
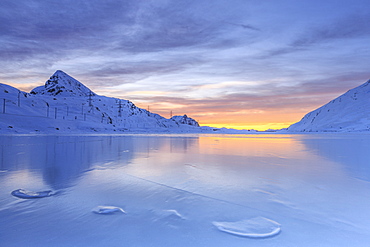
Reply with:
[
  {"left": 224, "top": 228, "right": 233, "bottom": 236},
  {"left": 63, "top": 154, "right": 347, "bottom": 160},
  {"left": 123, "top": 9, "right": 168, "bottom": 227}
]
[
  {"left": 152, "top": 209, "right": 186, "bottom": 220},
  {"left": 213, "top": 217, "right": 281, "bottom": 238},
  {"left": 160, "top": 209, "right": 185, "bottom": 219}
]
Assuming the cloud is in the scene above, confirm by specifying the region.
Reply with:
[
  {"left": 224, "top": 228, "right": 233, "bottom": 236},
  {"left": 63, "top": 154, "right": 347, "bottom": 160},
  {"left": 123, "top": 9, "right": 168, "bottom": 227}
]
[
  {"left": 84, "top": 55, "right": 204, "bottom": 80},
  {"left": 259, "top": 14, "right": 370, "bottom": 59},
  {"left": 0, "top": 1, "right": 137, "bottom": 58},
  {"left": 0, "top": 1, "right": 137, "bottom": 39},
  {"left": 0, "top": 0, "right": 249, "bottom": 61},
  {"left": 0, "top": 0, "right": 259, "bottom": 84},
  {"left": 124, "top": 73, "right": 370, "bottom": 120},
  {"left": 291, "top": 15, "right": 370, "bottom": 47},
  {"left": 223, "top": 21, "right": 261, "bottom": 32}
]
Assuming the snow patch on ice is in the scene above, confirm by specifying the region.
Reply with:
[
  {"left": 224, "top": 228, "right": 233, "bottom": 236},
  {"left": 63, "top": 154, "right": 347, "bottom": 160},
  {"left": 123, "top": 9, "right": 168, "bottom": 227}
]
[
  {"left": 92, "top": 206, "right": 126, "bottom": 214},
  {"left": 213, "top": 216, "right": 281, "bottom": 238},
  {"left": 11, "top": 189, "right": 55, "bottom": 199}
]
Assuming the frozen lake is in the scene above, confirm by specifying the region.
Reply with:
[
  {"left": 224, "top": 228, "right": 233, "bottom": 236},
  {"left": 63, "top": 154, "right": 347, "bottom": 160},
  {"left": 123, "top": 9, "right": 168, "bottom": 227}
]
[{"left": 1, "top": 133, "right": 370, "bottom": 246}]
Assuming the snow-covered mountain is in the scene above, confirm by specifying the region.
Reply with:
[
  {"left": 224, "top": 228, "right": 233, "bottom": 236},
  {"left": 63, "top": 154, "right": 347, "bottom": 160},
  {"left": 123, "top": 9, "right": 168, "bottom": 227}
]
[
  {"left": 0, "top": 71, "right": 202, "bottom": 133},
  {"left": 170, "top": 114, "right": 200, "bottom": 127},
  {"left": 30, "top": 70, "right": 96, "bottom": 97},
  {"left": 287, "top": 79, "right": 370, "bottom": 132}
]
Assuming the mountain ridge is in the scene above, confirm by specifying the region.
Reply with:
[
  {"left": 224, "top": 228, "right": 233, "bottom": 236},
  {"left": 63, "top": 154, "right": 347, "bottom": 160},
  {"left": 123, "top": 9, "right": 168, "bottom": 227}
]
[{"left": 0, "top": 71, "right": 205, "bottom": 133}]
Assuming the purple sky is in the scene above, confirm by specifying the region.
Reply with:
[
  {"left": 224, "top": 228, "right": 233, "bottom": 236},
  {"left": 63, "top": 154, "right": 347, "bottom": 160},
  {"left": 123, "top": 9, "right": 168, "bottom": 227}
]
[{"left": 1, "top": 0, "right": 370, "bottom": 129}]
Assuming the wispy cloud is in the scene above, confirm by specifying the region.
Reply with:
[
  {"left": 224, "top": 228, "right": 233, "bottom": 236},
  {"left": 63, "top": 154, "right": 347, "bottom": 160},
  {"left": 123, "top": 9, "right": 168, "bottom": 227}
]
[
  {"left": 291, "top": 15, "right": 370, "bottom": 47},
  {"left": 259, "top": 14, "right": 370, "bottom": 59}
]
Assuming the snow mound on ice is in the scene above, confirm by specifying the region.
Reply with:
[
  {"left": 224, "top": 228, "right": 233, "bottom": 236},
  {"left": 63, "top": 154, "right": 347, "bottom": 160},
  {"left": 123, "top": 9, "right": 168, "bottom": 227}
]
[
  {"left": 92, "top": 206, "right": 126, "bottom": 214},
  {"left": 11, "top": 189, "right": 54, "bottom": 199},
  {"left": 213, "top": 216, "right": 281, "bottom": 238}
]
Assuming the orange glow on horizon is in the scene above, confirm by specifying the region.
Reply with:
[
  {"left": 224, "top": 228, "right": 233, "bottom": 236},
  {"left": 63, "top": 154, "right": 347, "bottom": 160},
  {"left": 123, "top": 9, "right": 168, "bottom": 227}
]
[
  {"left": 7, "top": 82, "right": 41, "bottom": 93},
  {"left": 201, "top": 122, "right": 292, "bottom": 131},
  {"left": 134, "top": 101, "right": 304, "bottom": 131},
  {"left": 193, "top": 111, "right": 304, "bottom": 131}
]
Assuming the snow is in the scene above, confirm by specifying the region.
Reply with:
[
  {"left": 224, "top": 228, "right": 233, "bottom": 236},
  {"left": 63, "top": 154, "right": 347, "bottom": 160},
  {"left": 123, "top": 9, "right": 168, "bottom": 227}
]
[
  {"left": 213, "top": 217, "right": 281, "bottom": 238},
  {"left": 30, "top": 70, "right": 96, "bottom": 97},
  {"left": 11, "top": 189, "right": 54, "bottom": 199},
  {"left": 92, "top": 206, "right": 126, "bottom": 214},
  {"left": 0, "top": 71, "right": 254, "bottom": 134},
  {"left": 287, "top": 79, "right": 370, "bottom": 132},
  {"left": 1, "top": 134, "right": 370, "bottom": 246},
  {"left": 171, "top": 114, "right": 200, "bottom": 127}
]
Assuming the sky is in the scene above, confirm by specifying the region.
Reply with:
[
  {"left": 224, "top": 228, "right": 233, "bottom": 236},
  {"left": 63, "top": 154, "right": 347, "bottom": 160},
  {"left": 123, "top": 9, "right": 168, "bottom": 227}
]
[{"left": 1, "top": 0, "right": 370, "bottom": 130}]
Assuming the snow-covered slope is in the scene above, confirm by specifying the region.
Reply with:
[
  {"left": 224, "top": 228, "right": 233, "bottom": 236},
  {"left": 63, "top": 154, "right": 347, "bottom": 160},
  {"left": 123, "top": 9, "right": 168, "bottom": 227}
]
[
  {"left": 288, "top": 79, "right": 370, "bottom": 132},
  {"left": 0, "top": 71, "right": 202, "bottom": 133}
]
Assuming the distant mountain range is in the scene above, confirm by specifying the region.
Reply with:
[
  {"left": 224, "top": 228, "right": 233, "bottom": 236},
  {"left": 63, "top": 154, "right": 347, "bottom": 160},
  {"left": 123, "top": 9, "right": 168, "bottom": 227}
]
[
  {"left": 0, "top": 70, "right": 205, "bottom": 133},
  {"left": 287, "top": 79, "right": 370, "bottom": 132},
  {"left": 3, "top": 70, "right": 368, "bottom": 133}
]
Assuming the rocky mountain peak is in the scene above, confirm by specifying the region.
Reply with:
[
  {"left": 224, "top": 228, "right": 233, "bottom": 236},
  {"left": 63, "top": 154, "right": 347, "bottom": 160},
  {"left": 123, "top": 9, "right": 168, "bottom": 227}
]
[{"left": 30, "top": 70, "right": 96, "bottom": 97}]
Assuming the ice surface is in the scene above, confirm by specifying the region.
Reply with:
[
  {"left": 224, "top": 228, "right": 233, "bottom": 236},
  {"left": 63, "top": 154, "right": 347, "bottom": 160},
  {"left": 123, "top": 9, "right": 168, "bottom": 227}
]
[
  {"left": 1, "top": 134, "right": 370, "bottom": 246},
  {"left": 213, "top": 217, "right": 281, "bottom": 238}
]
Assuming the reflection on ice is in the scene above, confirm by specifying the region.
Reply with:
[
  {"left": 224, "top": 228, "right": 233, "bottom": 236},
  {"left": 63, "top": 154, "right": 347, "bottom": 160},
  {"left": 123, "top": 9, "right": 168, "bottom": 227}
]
[
  {"left": 213, "top": 217, "right": 281, "bottom": 238},
  {"left": 300, "top": 134, "right": 370, "bottom": 182}
]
